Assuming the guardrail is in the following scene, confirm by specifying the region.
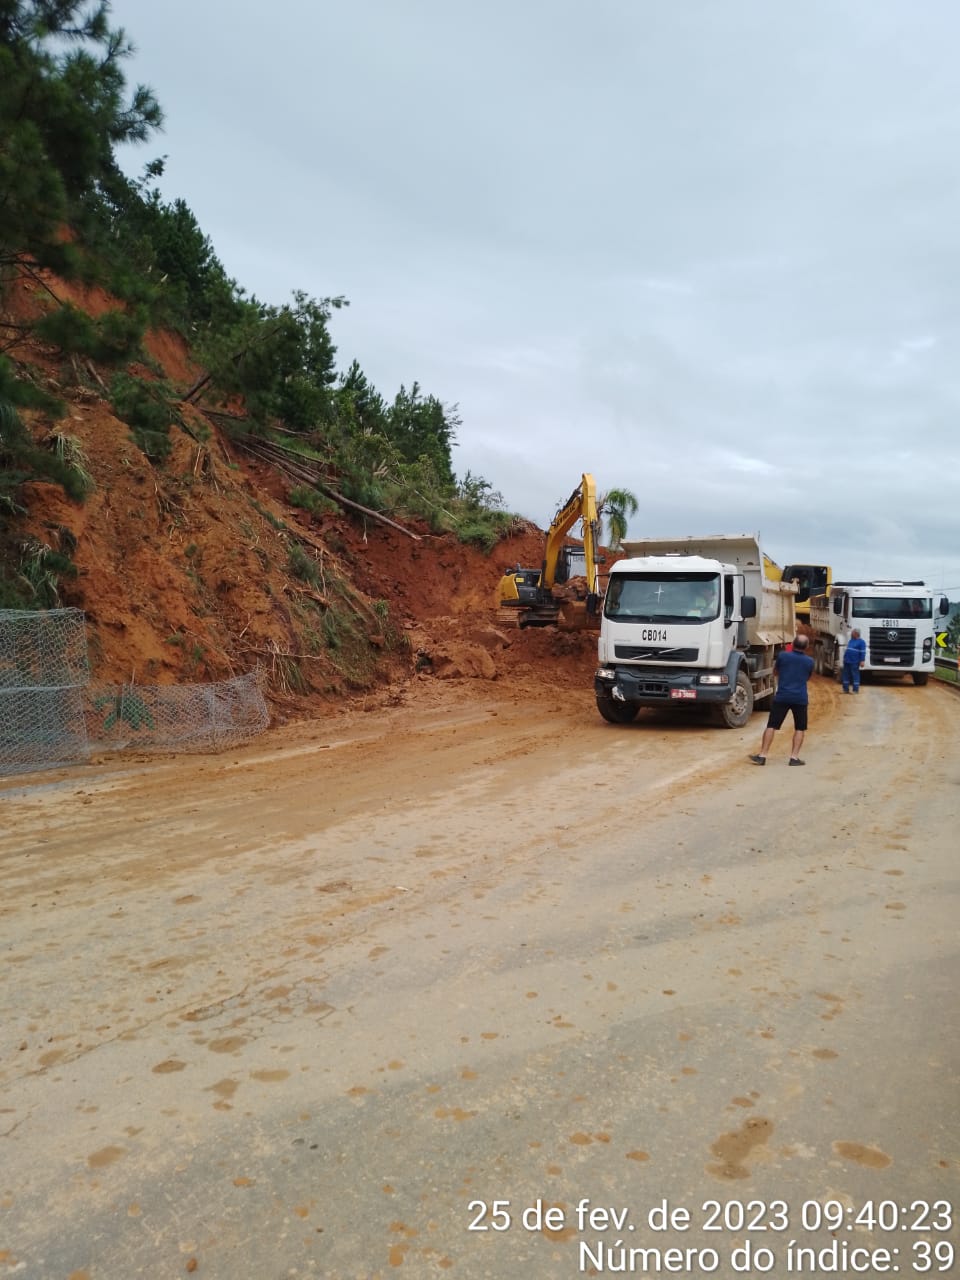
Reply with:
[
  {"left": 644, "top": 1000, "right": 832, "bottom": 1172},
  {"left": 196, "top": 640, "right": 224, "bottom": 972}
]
[{"left": 934, "top": 654, "right": 957, "bottom": 673}]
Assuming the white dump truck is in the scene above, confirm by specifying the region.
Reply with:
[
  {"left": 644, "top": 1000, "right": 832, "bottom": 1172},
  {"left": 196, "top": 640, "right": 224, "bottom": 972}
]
[
  {"left": 594, "top": 533, "right": 796, "bottom": 728},
  {"left": 809, "top": 580, "right": 949, "bottom": 685}
]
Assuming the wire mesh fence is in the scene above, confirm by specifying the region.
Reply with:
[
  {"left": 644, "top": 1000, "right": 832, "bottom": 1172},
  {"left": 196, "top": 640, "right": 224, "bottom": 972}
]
[
  {"left": 89, "top": 674, "right": 270, "bottom": 753},
  {"left": 0, "top": 609, "right": 269, "bottom": 777},
  {"left": 0, "top": 606, "right": 89, "bottom": 690}
]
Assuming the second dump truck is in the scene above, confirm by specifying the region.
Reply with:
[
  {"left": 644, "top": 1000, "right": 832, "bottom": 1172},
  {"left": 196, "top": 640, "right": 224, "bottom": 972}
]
[
  {"left": 594, "top": 533, "right": 796, "bottom": 728},
  {"left": 809, "top": 580, "right": 949, "bottom": 685}
]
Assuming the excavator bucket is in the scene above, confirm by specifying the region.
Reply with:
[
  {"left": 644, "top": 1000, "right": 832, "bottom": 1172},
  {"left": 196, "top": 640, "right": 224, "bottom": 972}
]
[{"left": 557, "top": 597, "right": 601, "bottom": 632}]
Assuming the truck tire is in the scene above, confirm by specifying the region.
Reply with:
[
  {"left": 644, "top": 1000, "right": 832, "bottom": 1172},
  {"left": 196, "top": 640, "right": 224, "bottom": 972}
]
[
  {"left": 912, "top": 673, "right": 929, "bottom": 686},
  {"left": 813, "top": 644, "right": 823, "bottom": 676},
  {"left": 833, "top": 643, "right": 844, "bottom": 681},
  {"left": 716, "top": 670, "right": 754, "bottom": 728},
  {"left": 596, "top": 695, "right": 639, "bottom": 725}
]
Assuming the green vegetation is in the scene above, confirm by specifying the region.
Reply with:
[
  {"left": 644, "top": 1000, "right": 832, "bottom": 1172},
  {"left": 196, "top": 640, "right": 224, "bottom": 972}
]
[
  {"left": 598, "top": 487, "right": 639, "bottom": 551},
  {"left": 95, "top": 689, "right": 156, "bottom": 732},
  {"left": 0, "top": 0, "right": 521, "bottom": 630},
  {"left": 108, "top": 371, "right": 176, "bottom": 459}
]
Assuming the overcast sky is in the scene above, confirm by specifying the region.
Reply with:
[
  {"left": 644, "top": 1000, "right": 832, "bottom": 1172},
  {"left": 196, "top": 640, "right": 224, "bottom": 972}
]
[{"left": 109, "top": 0, "right": 960, "bottom": 592}]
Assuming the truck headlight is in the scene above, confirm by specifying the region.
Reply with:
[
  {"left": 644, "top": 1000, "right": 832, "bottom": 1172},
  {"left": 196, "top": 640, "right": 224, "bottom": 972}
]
[
  {"left": 596, "top": 668, "right": 616, "bottom": 681},
  {"left": 698, "top": 674, "right": 729, "bottom": 685}
]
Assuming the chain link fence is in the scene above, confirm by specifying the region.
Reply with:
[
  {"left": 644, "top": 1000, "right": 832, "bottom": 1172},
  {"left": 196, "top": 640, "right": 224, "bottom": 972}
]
[{"left": 0, "top": 609, "right": 269, "bottom": 777}]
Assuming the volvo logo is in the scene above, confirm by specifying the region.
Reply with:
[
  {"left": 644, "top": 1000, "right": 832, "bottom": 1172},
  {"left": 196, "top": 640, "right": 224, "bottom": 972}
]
[{"left": 887, "top": 630, "right": 898, "bottom": 642}]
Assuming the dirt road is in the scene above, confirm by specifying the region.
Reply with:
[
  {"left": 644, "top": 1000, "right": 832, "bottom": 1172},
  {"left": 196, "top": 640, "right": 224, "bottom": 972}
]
[{"left": 2, "top": 676, "right": 958, "bottom": 1278}]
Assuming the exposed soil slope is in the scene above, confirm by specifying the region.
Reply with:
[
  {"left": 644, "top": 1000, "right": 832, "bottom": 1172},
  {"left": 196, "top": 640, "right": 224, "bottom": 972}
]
[{"left": 5, "top": 274, "right": 600, "bottom": 720}]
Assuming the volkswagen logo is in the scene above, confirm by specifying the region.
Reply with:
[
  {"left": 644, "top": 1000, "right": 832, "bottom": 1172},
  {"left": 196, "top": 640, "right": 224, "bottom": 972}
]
[{"left": 887, "top": 630, "right": 898, "bottom": 642}]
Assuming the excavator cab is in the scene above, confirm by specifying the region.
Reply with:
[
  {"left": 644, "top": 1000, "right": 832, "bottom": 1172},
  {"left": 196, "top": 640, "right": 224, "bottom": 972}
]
[{"left": 497, "top": 566, "right": 541, "bottom": 608}]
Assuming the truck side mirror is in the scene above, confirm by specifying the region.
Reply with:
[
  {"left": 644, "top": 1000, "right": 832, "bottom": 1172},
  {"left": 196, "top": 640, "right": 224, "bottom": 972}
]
[
  {"left": 940, "top": 596, "right": 950, "bottom": 616},
  {"left": 832, "top": 596, "right": 843, "bottom": 616},
  {"left": 741, "top": 596, "right": 757, "bottom": 619},
  {"left": 586, "top": 593, "right": 599, "bottom": 616}
]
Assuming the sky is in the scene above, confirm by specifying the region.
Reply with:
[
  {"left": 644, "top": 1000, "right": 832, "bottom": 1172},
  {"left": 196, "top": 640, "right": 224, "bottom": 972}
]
[{"left": 107, "top": 0, "right": 960, "bottom": 593}]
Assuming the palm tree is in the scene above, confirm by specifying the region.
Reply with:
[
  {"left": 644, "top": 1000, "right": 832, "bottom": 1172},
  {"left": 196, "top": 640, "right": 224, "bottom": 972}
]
[{"left": 597, "top": 487, "right": 638, "bottom": 550}]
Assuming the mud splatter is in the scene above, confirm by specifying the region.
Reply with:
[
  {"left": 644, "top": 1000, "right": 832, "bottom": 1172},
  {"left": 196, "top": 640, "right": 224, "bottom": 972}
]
[
  {"left": 569, "top": 1132, "right": 593, "bottom": 1145},
  {"left": 250, "top": 1069, "right": 289, "bottom": 1083},
  {"left": 707, "top": 1117, "right": 773, "bottom": 1180},
  {"left": 87, "top": 1145, "right": 126, "bottom": 1169},
  {"left": 626, "top": 1150, "right": 650, "bottom": 1162},
  {"left": 208, "top": 1036, "right": 248, "bottom": 1054},
  {"left": 812, "top": 1049, "right": 839, "bottom": 1060},
  {"left": 206, "top": 1078, "right": 240, "bottom": 1099},
  {"left": 833, "top": 1141, "right": 892, "bottom": 1169},
  {"left": 152, "top": 1059, "right": 186, "bottom": 1074}
]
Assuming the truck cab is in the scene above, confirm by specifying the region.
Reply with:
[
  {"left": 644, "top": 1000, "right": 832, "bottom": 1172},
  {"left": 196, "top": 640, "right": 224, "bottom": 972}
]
[
  {"left": 809, "top": 581, "right": 949, "bottom": 684},
  {"left": 595, "top": 541, "right": 798, "bottom": 728}
]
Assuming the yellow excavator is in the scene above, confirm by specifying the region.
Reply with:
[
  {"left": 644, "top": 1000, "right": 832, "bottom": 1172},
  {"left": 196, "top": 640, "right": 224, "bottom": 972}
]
[{"left": 496, "top": 474, "right": 603, "bottom": 629}]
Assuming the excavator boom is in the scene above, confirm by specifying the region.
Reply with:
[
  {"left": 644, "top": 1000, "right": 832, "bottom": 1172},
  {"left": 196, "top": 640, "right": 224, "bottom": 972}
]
[{"left": 541, "top": 474, "right": 600, "bottom": 596}]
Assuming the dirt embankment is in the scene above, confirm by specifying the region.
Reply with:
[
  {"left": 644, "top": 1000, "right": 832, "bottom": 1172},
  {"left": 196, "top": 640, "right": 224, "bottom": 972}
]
[{"left": 5, "top": 272, "right": 602, "bottom": 721}]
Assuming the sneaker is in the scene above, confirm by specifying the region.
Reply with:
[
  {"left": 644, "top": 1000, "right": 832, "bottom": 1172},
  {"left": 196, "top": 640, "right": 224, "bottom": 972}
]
[
  {"left": 788, "top": 758, "right": 805, "bottom": 766},
  {"left": 749, "top": 754, "right": 766, "bottom": 765}
]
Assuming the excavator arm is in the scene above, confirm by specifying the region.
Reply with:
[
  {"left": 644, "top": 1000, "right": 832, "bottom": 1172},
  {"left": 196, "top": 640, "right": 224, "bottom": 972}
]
[
  {"left": 541, "top": 473, "right": 600, "bottom": 595},
  {"left": 496, "top": 473, "right": 604, "bottom": 629}
]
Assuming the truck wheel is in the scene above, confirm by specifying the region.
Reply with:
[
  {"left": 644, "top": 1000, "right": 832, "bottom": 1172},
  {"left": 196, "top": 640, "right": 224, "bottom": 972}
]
[
  {"left": 596, "top": 695, "right": 638, "bottom": 725},
  {"left": 716, "top": 670, "right": 754, "bottom": 728},
  {"left": 912, "top": 673, "right": 929, "bottom": 686}
]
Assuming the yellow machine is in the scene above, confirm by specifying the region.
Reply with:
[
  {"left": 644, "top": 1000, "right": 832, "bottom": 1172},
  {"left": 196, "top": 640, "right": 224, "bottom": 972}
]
[
  {"left": 497, "top": 474, "right": 603, "bottom": 629},
  {"left": 780, "top": 563, "right": 832, "bottom": 619}
]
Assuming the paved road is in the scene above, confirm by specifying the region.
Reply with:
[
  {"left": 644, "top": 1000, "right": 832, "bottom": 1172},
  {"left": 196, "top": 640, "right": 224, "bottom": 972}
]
[{"left": 2, "top": 677, "right": 958, "bottom": 1278}]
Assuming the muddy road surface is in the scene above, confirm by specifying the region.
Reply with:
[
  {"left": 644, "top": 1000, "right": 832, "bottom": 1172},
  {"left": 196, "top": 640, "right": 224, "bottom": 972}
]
[{"left": 2, "top": 676, "right": 958, "bottom": 1278}]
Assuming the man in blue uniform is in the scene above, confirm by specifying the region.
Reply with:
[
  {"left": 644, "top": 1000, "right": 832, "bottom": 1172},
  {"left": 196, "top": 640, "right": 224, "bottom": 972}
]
[
  {"left": 842, "top": 627, "right": 867, "bottom": 692},
  {"left": 749, "top": 635, "right": 816, "bottom": 766}
]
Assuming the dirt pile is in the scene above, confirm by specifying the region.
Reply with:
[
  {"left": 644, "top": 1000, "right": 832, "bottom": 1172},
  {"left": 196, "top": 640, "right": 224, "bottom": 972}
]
[{"left": 5, "top": 274, "right": 601, "bottom": 720}]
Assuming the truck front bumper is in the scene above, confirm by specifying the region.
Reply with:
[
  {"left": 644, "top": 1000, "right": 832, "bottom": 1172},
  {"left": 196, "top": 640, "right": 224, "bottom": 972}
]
[{"left": 595, "top": 665, "right": 731, "bottom": 707}]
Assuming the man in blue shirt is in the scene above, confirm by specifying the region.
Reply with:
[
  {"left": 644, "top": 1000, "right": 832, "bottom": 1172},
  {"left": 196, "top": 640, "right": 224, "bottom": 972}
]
[
  {"left": 749, "top": 635, "right": 816, "bottom": 766},
  {"left": 842, "top": 627, "right": 867, "bottom": 693}
]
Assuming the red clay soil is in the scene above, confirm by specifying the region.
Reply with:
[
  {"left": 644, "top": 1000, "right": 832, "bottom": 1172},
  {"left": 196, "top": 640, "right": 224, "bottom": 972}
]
[{"left": 5, "top": 272, "right": 602, "bottom": 722}]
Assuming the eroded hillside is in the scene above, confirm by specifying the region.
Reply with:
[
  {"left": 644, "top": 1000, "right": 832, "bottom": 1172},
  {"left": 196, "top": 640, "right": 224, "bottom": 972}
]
[{"left": 4, "top": 274, "right": 599, "bottom": 721}]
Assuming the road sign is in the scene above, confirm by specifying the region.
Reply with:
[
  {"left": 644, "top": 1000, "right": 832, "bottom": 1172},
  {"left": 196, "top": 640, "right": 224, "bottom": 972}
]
[{"left": 935, "top": 632, "right": 948, "bottom": 648}]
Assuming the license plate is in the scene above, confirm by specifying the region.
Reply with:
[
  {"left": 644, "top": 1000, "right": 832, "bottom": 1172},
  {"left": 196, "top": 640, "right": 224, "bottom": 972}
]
[
  {"left": 670, "top": 689, "right": 697, "bottom": 700},
  {"left": 883, "top": 657, "right": 900, "bottom": 664}
]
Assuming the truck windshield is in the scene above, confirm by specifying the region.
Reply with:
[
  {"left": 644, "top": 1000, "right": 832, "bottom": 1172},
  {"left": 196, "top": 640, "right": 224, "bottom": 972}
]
[
  {"left": 604, "top": 573, "right": 720, "bottom": 622},
  {"left": 851, "top": 597, "right": 931, "bottom": 619}
]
